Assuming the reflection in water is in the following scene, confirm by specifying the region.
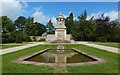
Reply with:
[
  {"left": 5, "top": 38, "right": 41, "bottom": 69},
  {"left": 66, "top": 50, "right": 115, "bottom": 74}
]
[{"left": 26, "top": 49, "right": 96, "bottom": 63}]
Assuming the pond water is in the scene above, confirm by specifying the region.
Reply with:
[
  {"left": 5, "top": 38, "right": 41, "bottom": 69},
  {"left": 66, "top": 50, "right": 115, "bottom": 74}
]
[{"left": 24, "top": 49, "right": 97, "bottom": 63}]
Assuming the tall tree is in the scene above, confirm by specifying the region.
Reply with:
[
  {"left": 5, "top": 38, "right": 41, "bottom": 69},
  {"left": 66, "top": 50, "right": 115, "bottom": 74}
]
[
  {"left": 65, "top": 12, "right": 74, "bottom": 34},
  {"left": 96, "top": 14, "right": 110, "bottom": 42},
  {"left": 1, "top": 16, "right": 14, "bottom": 32},
  {"left": 46, "top": 19, "right": 54, "bottom": 34},
  {"left": 71, "top": 10, "right": 96, "bottom": 41},
  {"left": 14, "top": 16, "right": 26, "bottom": 32},
  {"left": 25, "top": 17, "right": 34, "bottom": 35}
]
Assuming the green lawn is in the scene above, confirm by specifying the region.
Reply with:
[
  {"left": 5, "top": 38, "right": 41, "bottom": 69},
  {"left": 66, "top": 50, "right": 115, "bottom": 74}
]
[
  {"left": 90, "top": 42, "right": 119, "bottom": 48},
  {"left": 64, "top": 44, "right": 118, "bottom": 73},
  {"left": 1, "top": 42, "right": 33, "bottom": 49},
  {"left": 1, "top": 44, "right": 119, "bottom": 74}
]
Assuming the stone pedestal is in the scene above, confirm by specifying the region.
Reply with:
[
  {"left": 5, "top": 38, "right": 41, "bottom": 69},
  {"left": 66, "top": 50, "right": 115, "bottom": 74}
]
[
  {"left": 55, "top": 54, "right": 66, "bottom": 63},
  {"left": 55, "top": 13, "right": 67, "bottom": 40},
  {"left": 55, "top": 29, "right": 66, "bottom": 40}
]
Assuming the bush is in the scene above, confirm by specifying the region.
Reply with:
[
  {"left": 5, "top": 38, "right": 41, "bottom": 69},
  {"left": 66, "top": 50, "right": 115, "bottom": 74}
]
[
  {"left": 10, "top": 30, "right": 21, "bottom": 38},
  {"left": 16, "top": 36, "right": 22, "bottom": 43},
  {"left": 33, "top": 36, "right": 36, "bottom": 41},
  {"left": 8, "top": 36, "right": 15, "bottom": 43},
  {"left": 22, "top": 34, "right": 31, "bottom": 42},
  {"left": 2, "top": 33, "right": 9, "bottom": 43},
  {"left": 39, "top": 38, "right": 45, "bottom": 42}
]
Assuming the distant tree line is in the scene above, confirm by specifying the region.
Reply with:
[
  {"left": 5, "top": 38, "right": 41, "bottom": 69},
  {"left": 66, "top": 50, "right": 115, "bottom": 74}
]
[
  {"left": 1, "top": 16, "right": 46, "bottom": 43},
  {"left": 1, "top": 10, "right": 120, "bottom": 43},
  {"left": 65, "top": 10, "right": 120, "bottom": 42}
]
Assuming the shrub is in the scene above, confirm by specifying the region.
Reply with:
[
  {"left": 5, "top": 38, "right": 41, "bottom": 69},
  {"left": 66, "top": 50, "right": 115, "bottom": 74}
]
[
  {"left": 2, "top": 33, "right": 9, "bottom": 43},
  {"left": 33, "top": 36, "right": 36, "bottom": 41},
  {"left": 22, "top": 34, "right": 31, "bottom": 42},
  {"left": 16, "top": 36, "right": 22, "bottom": 43},
  {"left": 8, "top": 36, "right": 15, "bottom": 43},
  {"left": 10, "top": 30, "right": 21, "bottom": 38},
  {"left": 39, "top": 38, "right": 45, "bottom": 42}
]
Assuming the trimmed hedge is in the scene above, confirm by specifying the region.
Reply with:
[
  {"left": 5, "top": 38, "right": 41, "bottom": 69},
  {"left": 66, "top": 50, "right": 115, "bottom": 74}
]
[{"left": 39, "top": 38, "right": 45, "bottom": 42}]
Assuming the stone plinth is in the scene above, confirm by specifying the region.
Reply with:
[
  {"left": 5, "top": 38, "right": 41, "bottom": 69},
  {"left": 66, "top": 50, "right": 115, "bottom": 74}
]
[
  {"left": 55, "top": 13, "right": 67, "bottom": 40},
  {"left": 55, "top": 54, "right": 66, "bottom": 63}
]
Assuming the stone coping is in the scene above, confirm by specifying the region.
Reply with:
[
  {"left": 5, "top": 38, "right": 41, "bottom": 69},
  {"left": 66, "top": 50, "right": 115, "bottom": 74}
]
[{"left": 12, "top": 48, "right": 105, "bottom": 67}]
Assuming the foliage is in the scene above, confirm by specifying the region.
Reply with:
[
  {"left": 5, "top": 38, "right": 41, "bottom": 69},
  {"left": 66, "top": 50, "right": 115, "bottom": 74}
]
[
  {"left": 22, "top": 34, "right": 31, "bottom": 42},
  {"left": 2, "top": 33, "right": 15, "bottom": 43},
  {"left": 1, "top": 16, "right": 15, "bottom": 32},
  {"left": 14, "top": 16, "right": 26, "bottom": 32},
  {"left": 1, "top": 10, "right": 120, "bottom": 42},
  {"left": 2, "top": 33, "right": 9, "bottom": 43},
  {"left": 39, "top": 38, "right": 46, "bottom": 42},
  {"left": 65, "top": 12, "right": 74, "bottom": 34},
  {"left": 71, "top": 10, "right": 96, "bottom": 41},
  {"left": 10, "top": 30, "right": 21, "bottom": 38},
  {"left": 25, "top": 21, "right": 46, "bottom": 36},
  {"left": 95, "top": 14, "right": 120, "bottom": 42},
  {"left": 32, "top": 36, "right": 36, "bottom": 41},
  {"left": 46, "top": 19, "right": 55, "bottom": 34},
  {"left": 16, "top": 35, "right": 22, "bottom": 43}
]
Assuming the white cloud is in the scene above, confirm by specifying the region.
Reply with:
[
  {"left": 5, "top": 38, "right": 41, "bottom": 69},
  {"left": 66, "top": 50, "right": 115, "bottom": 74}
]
[
  {"left": 32, "top": 8, "right": 58, "bottom": 25},
  {"left": 104, "top": 11, "right": 118, "bottom": 21},
  {"left": 87, "top": 11, "right": 118, "bottom": 21},
  {"left": 87, "top": 12, "right": 103, "bottom": 20},
  {"left": 32, "top": 10, "right": 50, "bottom": 25},
  {"left": 0, "top": 0, "right": 27, "bottom": 21},
  {"left": 51, "top": 17, "right": 56, "bottom": 26}
]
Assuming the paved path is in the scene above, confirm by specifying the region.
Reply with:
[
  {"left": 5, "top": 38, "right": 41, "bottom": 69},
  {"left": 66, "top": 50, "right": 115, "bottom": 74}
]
[
  {"left": 77, "top": 42, "right": 119, "bottom": 54},
  {"left": 0, "top": 42, "right": 44, "bottom": 55},
  {"left": 0, "top": 42, "right": 119, "bottom": 55}
]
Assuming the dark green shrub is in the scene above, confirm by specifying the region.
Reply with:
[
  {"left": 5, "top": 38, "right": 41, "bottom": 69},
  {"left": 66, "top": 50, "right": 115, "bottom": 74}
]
[
  {"left": 16, "top": 36, "right": 22, "bottom": 43},
  {"left": 10, "top": 30, "right": 21, "bottom": 38},
  {"left": 2, "top": 33, "right": 9, "bottom": 43},
  {"left": 39, "top": 38, "right": 45, "bottom": 42},
  {"left": 8, "top": 36, "right": 15, "bottom": 43},
  {"left": 33, "top": 36, "right": 36, "bottom": 41},
  {"left": 22, "top": 34, "right": 31, "bottom": 42}
]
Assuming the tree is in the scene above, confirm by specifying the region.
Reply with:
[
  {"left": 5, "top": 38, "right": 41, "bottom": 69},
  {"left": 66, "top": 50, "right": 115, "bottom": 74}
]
[
  {"left": 96, "top": 14, "right": 111, "bottom": 42},
  {"left": 65, "top": 12, "right": 74, "bottom": 34},
  {"left": 71, "top": 10, "right": 96, "bottom": 41},
  {"left": 77, "top": 9, "right": 87, "bottom": 41},
  {"left": 25, "top": 17, "right": 34, "bottom": 35},
  {"left": 108, "top": 20, "right": 120, "bottom": 42},
  {"left": 46, "top": 19, "right": 55, "bottom": 34},
  {"left": 14, "top": 16, "right": 26, "bottom": 33},
  {"left": 1, "top": 16, "right": 14, "bottom": 32}
]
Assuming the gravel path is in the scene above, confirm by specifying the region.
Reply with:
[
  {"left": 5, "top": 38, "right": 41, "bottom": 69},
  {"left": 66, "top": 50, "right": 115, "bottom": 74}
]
[
  {"left": 0, "top": 42, "right": 44, "bottom": 55},
  {"left": 78, "top": 42, "right": 119, "bottom": 54}
]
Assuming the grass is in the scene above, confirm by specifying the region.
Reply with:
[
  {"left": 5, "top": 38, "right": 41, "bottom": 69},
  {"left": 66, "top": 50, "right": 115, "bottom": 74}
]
[
  {"left": 1, "top": 42, "right": 33, "bottom": 49},
  {"left": 1, "top": 44, "right": 119, "bottom": 74},
  {"left": 64, "top": 44, "right": 119, "bottom": 73},
  {"left": 1, "top": 45, "right": 22, "bottom": 49},
  {"left": 89, "top": 42, "right": 120, "bottom": 48},
  {"left": 2, "top": 44, "right": 57, "bottom": 73}
]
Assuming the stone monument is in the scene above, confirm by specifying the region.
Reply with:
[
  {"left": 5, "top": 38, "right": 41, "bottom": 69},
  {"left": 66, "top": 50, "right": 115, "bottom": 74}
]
[{"left": 55, "top": 13, "right": 67, "bottom": 40}]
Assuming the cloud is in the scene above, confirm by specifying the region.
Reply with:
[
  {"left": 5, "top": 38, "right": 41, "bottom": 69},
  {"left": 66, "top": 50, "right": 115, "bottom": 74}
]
[
  {"left": 87, "top": 12, "right": 103, "bottom": 20},
  {"left": 87, "top": 11, "right": 118, "bottom": 21},
  {"left": 104, "top": 11, "right": 118, "bottom": 21},
  {"left": 32, "top": 9, "right": 50, "bottom": 25},
  {"left": 51, "top": 17, "right": 56, "bottom": 26},
  {"left": 32, "top": 7, "right": 58, "bottom": 25},
  {"left": 0, "top": 0, "right": 27, "bottom": 21}
]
